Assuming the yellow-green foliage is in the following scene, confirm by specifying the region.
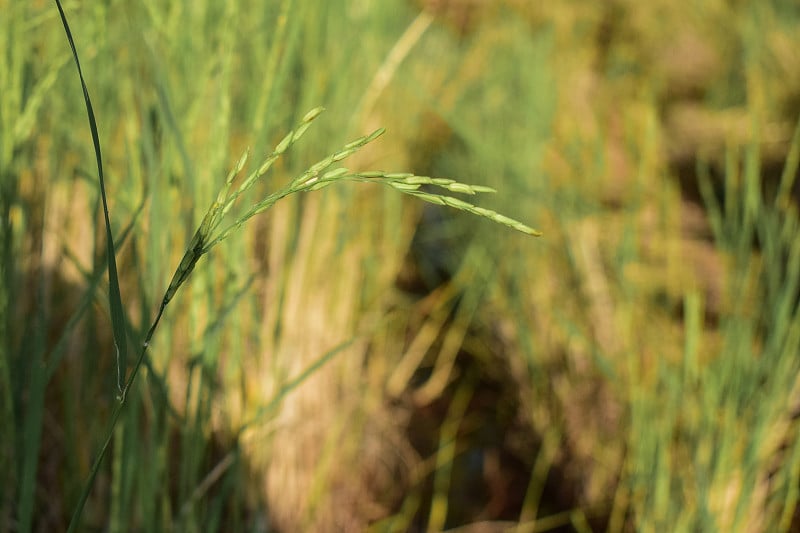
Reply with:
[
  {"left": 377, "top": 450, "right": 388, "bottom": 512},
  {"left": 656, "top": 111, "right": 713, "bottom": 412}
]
[{"left": 3, "top": 0, "right": 800, "bottom": 532}]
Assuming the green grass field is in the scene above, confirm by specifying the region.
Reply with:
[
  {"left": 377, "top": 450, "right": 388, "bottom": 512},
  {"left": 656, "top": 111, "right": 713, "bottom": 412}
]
[{"left": 3, "top": 1, "right": 800, "bottom": 531}]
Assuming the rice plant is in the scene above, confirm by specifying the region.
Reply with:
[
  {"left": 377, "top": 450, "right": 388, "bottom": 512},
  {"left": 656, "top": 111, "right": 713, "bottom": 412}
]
[
  {"left": 44, "top": 1, "right": 540, "bottom": 529},
  {"left": 6, "top": 0, "right": 800, "bottom": 531}
]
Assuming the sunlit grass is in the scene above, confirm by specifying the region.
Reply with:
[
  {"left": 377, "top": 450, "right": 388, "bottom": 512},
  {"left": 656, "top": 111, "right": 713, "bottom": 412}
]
[{"left": 4, "top": 0, "right": 800, "bottom": 531}]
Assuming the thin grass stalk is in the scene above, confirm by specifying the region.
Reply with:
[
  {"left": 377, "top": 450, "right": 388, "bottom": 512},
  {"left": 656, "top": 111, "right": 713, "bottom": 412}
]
[
  {"left": 0, "top": 182, "right": 14, "bottom": 530},
  {"left": 250, "top": 0, "right": 295, "bottom": 139},
  {"left": 352, "top": 9, "right": 433, "bottom": 131},
  {"left": 778, "top": 380, "right": 800, "bottom": 531},
  {"left": 775, "top": 114, "right": 800, "bottom": 209},
  {"left": 16, "top": 278, "right": 48, "bottom": 533},
  {"left": 426, "top": 375, "right": 474, "bottom": 532},
  {"left": 1, "top": 2, "right": 30, "bottom": 524},
  {"left": 109, "top": 419, "right": 125, "bottom": 533},
  {"left": 518, "top": 427, "right": 560, "bottom": 524},
  {"left": 0, "top": 224, "right": 12, "bottom": 526}
]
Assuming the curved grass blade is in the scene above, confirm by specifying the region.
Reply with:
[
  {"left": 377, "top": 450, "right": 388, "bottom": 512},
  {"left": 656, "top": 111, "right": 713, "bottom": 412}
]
[{"left": 54, "top": 0, "right": 128, "bottom": 393}]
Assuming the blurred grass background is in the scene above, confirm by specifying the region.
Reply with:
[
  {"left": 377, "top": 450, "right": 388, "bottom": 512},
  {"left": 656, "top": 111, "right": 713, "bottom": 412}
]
[{"left": 3, "top": 0, "right": 800, "bottom": 531}]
